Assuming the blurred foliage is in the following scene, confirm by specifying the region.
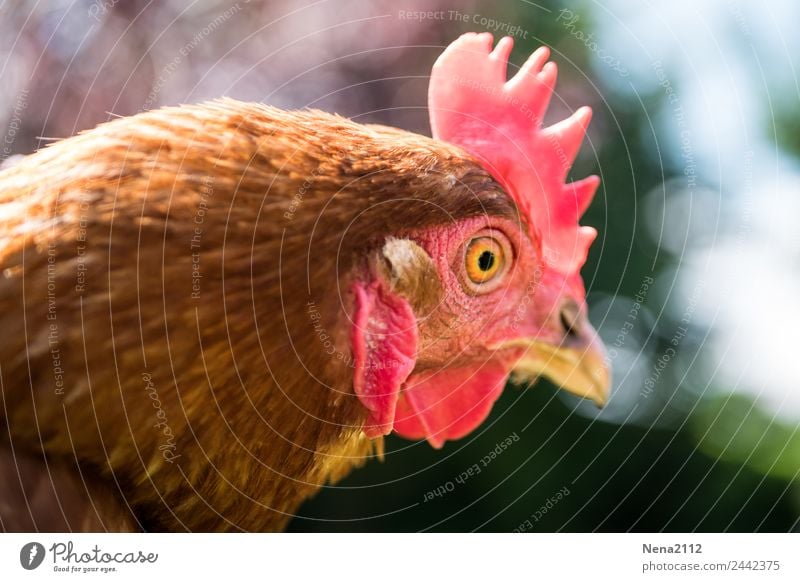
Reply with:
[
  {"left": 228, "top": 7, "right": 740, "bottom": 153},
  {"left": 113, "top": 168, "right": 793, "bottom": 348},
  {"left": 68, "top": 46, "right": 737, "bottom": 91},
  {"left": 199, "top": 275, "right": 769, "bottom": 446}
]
[
  {"left": 693, "top": 394, "right": 800, "bottom": 483},
  {"left": 772, "top": 108, "right": 800, "bottom": 160}
]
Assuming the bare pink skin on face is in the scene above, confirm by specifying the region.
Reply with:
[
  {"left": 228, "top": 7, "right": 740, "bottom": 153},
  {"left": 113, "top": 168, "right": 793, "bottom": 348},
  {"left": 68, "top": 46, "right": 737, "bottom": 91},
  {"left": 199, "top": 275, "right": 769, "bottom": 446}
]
[{"left": 354, "top": 216, "right": 564, "bottom": 448}]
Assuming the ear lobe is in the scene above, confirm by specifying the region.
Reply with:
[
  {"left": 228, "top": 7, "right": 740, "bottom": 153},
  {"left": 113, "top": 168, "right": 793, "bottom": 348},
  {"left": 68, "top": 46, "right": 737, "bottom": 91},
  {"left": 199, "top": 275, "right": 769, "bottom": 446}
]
[
  {"left": 376, "top": 237, "right": 442, "bottom": 314},
  {"left": 352, "top": 279, "right": 417, "bottom": 437}
]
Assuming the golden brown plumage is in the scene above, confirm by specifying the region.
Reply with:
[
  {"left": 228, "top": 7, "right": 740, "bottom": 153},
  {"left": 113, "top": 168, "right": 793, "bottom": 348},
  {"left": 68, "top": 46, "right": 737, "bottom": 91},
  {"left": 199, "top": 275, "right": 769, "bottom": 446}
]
[{"left": 0, "top": 98, "right": 509, "bottom": 531}]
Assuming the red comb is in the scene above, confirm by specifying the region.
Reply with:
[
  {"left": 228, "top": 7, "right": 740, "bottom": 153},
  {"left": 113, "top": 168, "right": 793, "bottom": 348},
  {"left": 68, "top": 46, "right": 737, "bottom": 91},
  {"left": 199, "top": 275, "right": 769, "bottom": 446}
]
[{"left": 429, "top": 33, "right": 599, "bottom": 277}]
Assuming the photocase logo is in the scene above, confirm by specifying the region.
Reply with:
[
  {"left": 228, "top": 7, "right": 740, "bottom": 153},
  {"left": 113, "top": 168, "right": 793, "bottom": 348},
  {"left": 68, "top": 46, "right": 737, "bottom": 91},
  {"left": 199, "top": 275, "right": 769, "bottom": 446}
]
[{"left": 20, "top": 542, "right": 46, "bottom": 570}]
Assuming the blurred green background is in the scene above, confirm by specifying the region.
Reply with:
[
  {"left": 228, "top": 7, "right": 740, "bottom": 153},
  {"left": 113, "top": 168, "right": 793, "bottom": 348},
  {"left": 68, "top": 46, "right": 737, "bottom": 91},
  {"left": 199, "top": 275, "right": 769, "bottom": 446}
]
[{"left": 1, "top": 0, "right": 798, "bottom": 531}]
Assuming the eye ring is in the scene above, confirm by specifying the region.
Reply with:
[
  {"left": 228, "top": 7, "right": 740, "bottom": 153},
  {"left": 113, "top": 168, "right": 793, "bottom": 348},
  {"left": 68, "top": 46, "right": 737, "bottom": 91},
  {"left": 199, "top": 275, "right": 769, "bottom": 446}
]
[
  {"left": 461, "top": 229, "right": 513, "bottom": 293},
  {"left": 466, "top": 238, "right": 503, "bottom": 283}
]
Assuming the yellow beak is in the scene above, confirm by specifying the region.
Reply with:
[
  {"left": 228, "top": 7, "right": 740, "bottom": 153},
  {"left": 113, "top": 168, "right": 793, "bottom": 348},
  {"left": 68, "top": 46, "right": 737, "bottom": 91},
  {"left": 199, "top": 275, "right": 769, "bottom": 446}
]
[{"left": 503, "top": 321, "right": 611, "bottom": 406}]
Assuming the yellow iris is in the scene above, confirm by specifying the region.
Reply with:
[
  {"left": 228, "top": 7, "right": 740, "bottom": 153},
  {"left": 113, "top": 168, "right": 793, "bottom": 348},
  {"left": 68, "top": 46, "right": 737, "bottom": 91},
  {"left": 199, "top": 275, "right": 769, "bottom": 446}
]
[{"left": 465, "top": 237, "right": 504, "bottom": 284}]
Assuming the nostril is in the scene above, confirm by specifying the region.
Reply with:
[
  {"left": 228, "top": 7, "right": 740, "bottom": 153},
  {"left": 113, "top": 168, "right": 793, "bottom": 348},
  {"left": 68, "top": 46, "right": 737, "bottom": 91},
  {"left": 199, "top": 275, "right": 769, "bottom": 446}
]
[
  {"left": 560, "top": 312, "right": 577, "bottom": 339},
  {"left": 559, "top": 302, "right": 582, "bottom": 340}
]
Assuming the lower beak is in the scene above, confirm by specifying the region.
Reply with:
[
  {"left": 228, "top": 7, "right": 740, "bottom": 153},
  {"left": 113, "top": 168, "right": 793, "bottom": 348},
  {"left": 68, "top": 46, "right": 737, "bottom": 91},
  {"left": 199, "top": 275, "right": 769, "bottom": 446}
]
[{"left": 503, "top": 322, "right": 611, "bottom": 407}]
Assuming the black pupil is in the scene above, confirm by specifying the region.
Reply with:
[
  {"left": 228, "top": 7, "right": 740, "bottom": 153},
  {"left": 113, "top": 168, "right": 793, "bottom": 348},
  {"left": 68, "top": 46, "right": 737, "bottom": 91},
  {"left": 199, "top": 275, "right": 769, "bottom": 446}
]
[{"left": 477, "top": 250, "right": 495, "bottom": 272}]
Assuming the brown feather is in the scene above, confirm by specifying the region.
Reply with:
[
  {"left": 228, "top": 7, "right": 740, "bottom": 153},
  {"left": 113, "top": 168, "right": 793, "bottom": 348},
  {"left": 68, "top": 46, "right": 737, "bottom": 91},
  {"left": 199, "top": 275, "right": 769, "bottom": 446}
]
[{"left": 0, "top": 98, "right": 512, "bottom": 531}]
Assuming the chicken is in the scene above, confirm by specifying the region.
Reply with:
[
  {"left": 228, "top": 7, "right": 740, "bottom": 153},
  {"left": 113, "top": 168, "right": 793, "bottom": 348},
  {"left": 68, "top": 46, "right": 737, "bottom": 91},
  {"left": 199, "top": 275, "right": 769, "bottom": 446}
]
[{"left": 0, "top": 33, "right": 609, "bottom": 532}]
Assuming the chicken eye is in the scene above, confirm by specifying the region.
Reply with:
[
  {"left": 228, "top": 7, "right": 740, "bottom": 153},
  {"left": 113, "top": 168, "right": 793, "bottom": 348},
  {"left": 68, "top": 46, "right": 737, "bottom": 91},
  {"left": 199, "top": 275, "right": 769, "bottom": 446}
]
[{"left": 465, "top": 237, "right": 504, "bottom": 284}]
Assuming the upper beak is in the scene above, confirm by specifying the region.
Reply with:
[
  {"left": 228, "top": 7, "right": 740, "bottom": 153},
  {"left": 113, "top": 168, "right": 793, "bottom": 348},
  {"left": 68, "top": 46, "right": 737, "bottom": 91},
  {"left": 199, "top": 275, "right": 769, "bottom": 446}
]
[{"left": 501, "top": 315, "right": 611, "bottom": 407}]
